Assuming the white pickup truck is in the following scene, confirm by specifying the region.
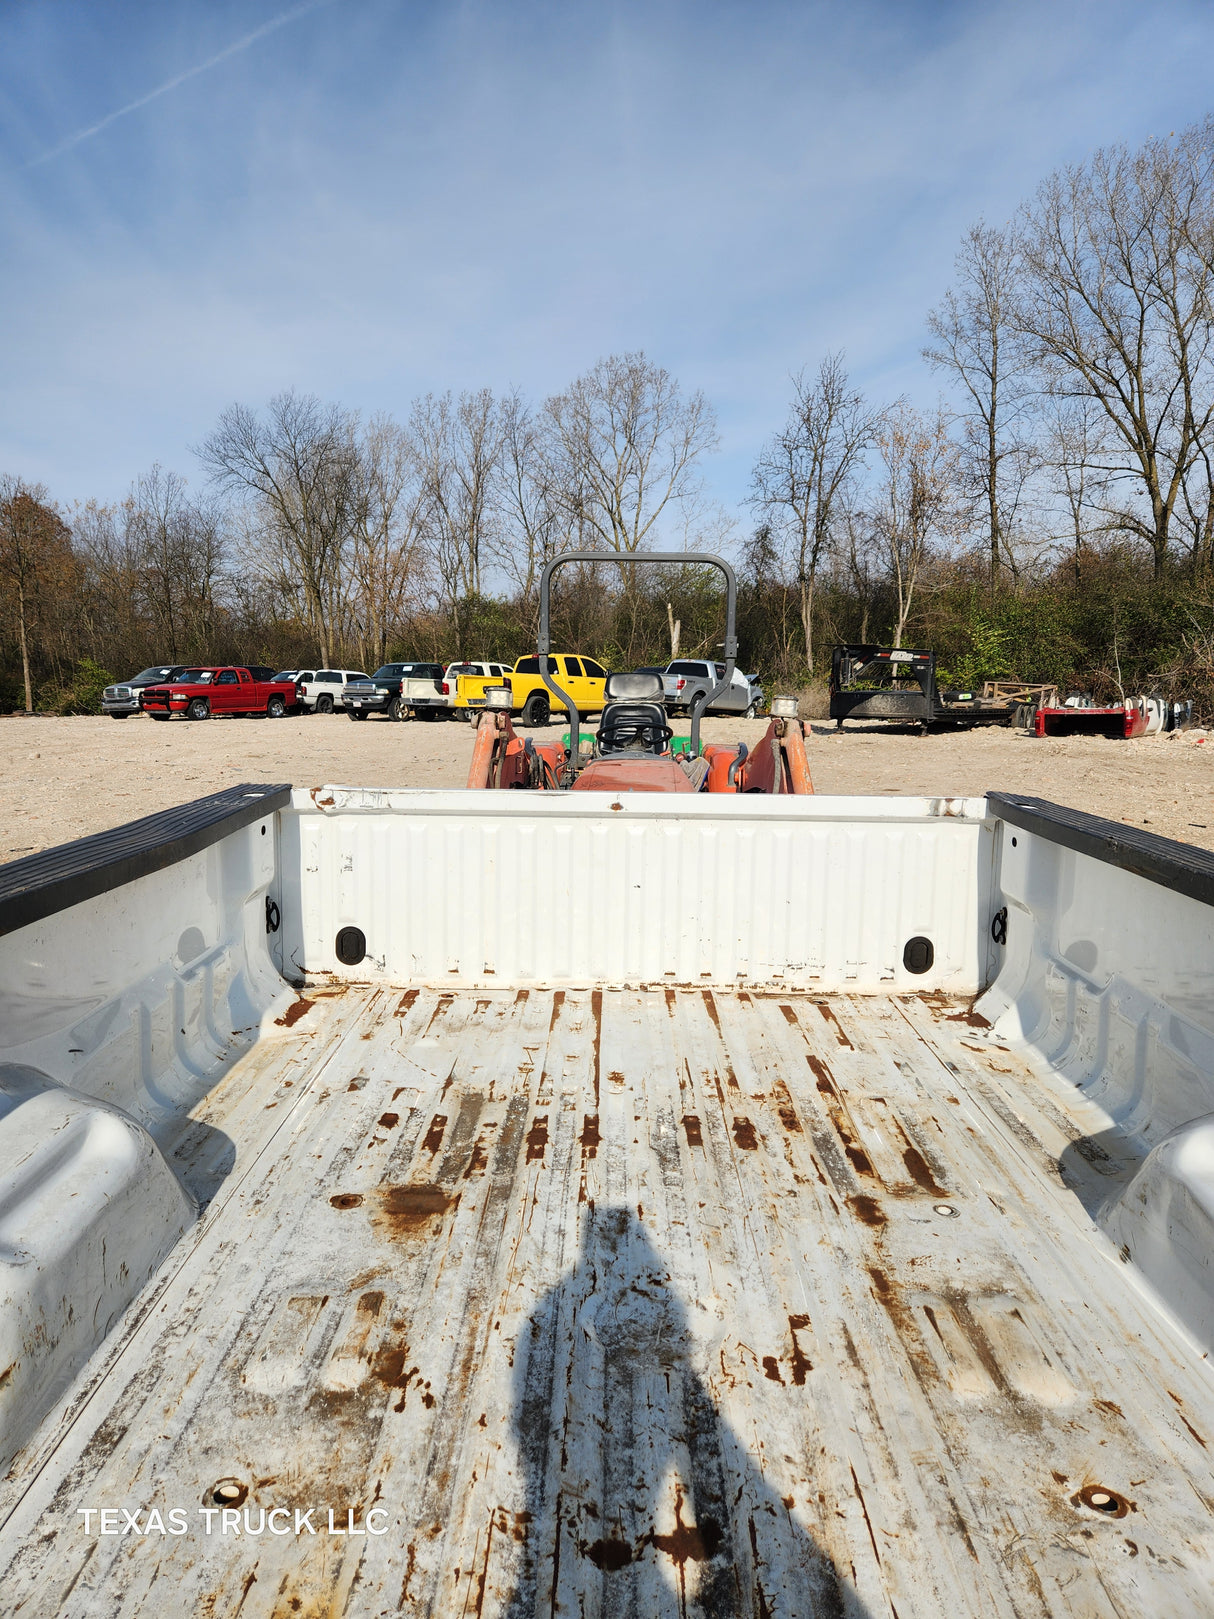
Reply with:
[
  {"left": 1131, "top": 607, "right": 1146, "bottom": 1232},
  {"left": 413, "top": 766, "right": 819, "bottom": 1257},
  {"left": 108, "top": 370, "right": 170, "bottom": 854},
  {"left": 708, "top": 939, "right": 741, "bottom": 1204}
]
[{"left": 2, "top": 783, "right": 1213, "bottom": 1615}]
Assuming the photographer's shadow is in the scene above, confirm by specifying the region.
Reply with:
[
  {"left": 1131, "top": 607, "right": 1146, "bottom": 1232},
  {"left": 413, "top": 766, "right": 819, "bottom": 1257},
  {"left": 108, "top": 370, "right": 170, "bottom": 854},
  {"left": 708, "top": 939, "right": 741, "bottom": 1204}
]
[{"left": 505, "top": 1205, "right": 867, "bottom": 1618}]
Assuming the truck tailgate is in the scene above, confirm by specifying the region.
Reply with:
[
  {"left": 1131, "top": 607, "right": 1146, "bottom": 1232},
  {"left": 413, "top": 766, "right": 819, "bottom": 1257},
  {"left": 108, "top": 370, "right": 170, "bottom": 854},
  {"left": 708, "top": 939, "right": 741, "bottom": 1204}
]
[{"left": 3, "top": 984, "right": 1211, "bottom": 1616}]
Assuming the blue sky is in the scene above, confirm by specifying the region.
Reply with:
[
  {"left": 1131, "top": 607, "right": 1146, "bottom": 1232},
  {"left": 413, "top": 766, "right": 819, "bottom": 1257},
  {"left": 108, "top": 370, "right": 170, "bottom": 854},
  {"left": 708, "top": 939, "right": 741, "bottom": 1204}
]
[{"left": 3, "top": 0, "right": 1214, "bottom": 527}]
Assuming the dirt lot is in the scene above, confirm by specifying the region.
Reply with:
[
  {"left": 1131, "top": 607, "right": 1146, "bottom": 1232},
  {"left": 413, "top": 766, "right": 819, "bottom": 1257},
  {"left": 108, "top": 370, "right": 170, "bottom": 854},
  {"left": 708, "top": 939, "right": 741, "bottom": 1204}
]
[{"left": 3, "top": 710, "right": 1212, "bottom": 864}]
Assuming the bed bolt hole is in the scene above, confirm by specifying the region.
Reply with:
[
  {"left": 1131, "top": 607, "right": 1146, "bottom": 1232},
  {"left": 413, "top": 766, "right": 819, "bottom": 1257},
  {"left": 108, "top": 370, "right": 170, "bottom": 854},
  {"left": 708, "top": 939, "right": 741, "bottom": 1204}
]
[
  {"left": 933, "top": 1203, "right": 960, "bottom": 1218},
  {"left": 209, "top": 1479, "right": 247, "bottom": 1508},
  {"left": 330, "top": 1192, "right": 363, "bottom": 1210},
  {"left": 903, "top": 935, "right": 934, "bottom": 974},
  {"left": 1073, "top": 1484, "right": 1130, "bottom": 1517},
  {"left": 336, "top": 926, "right": 366, "bottom": 965}
]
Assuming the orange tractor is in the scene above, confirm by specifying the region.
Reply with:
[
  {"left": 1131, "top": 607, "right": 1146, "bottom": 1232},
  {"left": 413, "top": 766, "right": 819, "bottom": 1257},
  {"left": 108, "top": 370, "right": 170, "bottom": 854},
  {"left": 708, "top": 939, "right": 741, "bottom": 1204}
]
[{"left": 467, "top": 552, "right": 813, "bottom": 795}]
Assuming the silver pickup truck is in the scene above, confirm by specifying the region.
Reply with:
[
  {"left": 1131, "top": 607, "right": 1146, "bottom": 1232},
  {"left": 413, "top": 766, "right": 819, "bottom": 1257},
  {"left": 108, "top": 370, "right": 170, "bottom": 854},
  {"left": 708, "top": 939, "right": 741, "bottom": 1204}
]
[
  {"left": 2, "top": 784, "right": 1214, "bottom": 1614},
  {"left": 664, "top": 657, "right": 764, "bottom": 716}
]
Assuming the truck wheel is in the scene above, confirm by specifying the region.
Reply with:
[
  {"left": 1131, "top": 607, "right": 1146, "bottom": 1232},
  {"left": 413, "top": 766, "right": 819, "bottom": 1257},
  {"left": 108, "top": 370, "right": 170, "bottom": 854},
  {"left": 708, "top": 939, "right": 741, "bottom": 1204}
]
[
  {"left": 316, "top": 693, "right": 334, "bottom": 714},
  {"left": 522, "top": 693, "right": 549, "bottom": 727},
  {"left": 745, "top": 701, "right": 759, "bottom": 719},
  {"left": 349, "top": 709, "right": 367, "bottom": 721},
  {"left": 387, "top": 696, "right": 402, "bottom": 721},
  {"left": 187, "top": 698, "right": 210, "bottom": 721},
  {"left": 266, "top": 695, "right": 286, "bottom": 718}
]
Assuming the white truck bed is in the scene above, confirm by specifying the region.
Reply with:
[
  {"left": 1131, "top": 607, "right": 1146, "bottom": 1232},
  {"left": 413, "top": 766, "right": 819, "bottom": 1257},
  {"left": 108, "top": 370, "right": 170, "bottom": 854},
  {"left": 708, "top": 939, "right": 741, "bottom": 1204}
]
[{"left": 2, "top": 788, "right": 1214, "bottom": 1615}]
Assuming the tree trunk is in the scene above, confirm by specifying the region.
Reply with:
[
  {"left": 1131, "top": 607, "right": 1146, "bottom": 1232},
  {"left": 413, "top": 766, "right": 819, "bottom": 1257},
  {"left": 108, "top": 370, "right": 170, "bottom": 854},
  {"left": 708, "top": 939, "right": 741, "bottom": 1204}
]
[
  {"left": 799, "top": 575, "right": 815, "bottom": 676},
  {"left": 666, "top": 602, "right": 680, "bottom": 660},
  {"left": 17, "top": 580, "right": 32, "bottom": 713}
]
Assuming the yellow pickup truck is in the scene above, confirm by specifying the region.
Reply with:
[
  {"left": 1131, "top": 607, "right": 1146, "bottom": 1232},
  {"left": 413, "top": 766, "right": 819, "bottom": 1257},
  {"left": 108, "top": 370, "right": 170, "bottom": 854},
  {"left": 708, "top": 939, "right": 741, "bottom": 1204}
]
[{"left": 453, "top": 653, "right": 609, "bottom": 725}]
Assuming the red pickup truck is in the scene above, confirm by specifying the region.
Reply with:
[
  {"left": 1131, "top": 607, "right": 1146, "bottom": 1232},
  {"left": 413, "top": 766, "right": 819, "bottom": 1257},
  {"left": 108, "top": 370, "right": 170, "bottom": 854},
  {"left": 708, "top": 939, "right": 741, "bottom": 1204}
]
[{"left": 139, "top": 667, "right": 300, "bottom": 721}]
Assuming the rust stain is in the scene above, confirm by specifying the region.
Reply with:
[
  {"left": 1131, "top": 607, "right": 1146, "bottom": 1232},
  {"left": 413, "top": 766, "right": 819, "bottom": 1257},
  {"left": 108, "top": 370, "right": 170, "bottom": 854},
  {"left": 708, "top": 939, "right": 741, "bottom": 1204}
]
[
  {"left": 373, "top": 1345, "right": 418, "bottom": 1408},
  {"left": 591, "top": 988, "right": 603, "bottom": 1108},
  {"left": 816, "top": 1001, "right": 854, "bottom": 1048},
  {"left": 526, "top": 1115, "right": 549, "bottom": 1161},
  {"left": 395, "top": 988, "right": 420, "bottom": 1017},
  {"left": 682, "top": 1114, "right": 703, "bottom": 1147},
  {"left": 778, "top": 1004, "right": 798, "bottom": 1027},
  {"left": 1071, "top": 1484, "right": 1134, "bottom": 1518},
  {"left": 1094, "top": 1398, "right": 1124, "bottom": 1419},
  {"left": 422, "top": 1114, "right": 448, "bottom": 1154},
  {"left": 770, "top": 1077, "right": 803, "bottom": 1132},
  {"left": 850, "top": 1464, "right": 882, "bottom": 1567},
  {"left": 788, "top": 1315, "right": 813, "bottom": 1384},
  {"left": 607, "top": 1070, "right": 625, "bottom": 1086},
  {"left": 464, "top": 1137, "right": 489, "bottom": 1178},
  {"left": 846, "top": 1145, "right": 875, "bottom": 1177},
  {"left": 275, "top": 996, "right": 315, "bottom": 1029},
  {"left": 946, "top": 1008, "right": 991, "bottom": 1029},
  {"left": 651, "top": 1486, "right": 722, "bottom": 1565},
  {"left": 762, "top": 1355, "right": 784, "bottom": 1384},
  {"left": 422, "top": 995, "right": 455, "bottom": 1036},
  {"left": 584, "top": 1536, "right": 633, "bottom": 1570},
  {"left": 807, "top": 1054, "right": 835, "bottom": 1094},
  {"left": 374, "top": 1184, "right": 451, "bottom": 1235},
  {"left": 732, "top": 1117, "right": 759, "bottom": 1150},
  {"left": 580, "top": 1114, "right": 600, "bottom": 1159},
  {"left": 377, "top": 1112, "right": 400, "bottom": 1130},
  {"left": 902, "top": 1146, "right": 948, "bottom": 1197}
]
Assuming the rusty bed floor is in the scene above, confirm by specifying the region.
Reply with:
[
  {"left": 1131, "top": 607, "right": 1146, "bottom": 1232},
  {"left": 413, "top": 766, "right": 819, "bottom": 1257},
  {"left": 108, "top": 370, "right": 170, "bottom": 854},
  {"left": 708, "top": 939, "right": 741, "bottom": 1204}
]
[{"left": 2, "top": 986, "right": 1213, "bottom": 1617}]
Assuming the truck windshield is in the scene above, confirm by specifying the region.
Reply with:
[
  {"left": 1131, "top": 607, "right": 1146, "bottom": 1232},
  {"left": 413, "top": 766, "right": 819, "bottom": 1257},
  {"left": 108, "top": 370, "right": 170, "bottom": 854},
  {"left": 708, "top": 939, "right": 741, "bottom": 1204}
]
[{"left": 182, "top": 670, "right": 214, "bottom": 683}]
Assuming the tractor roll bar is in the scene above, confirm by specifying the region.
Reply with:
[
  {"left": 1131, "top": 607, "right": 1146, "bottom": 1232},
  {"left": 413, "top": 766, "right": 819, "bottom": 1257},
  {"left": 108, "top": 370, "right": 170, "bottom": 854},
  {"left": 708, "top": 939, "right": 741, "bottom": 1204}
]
[{"left": 536, "top": 551, "right": 739, "bottom": 766}]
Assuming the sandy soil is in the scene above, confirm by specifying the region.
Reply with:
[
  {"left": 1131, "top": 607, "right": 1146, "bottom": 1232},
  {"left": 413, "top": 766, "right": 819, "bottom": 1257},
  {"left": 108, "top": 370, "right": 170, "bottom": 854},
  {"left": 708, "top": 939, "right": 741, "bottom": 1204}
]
[{"left": 3, "top": 709, "right": 1212, "bottom": 864}]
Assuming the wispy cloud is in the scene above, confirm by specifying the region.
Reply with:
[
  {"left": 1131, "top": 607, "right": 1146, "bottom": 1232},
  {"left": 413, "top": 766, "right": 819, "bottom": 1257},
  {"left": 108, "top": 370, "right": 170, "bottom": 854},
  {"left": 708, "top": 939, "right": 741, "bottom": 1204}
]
[{"left": 28, "top": 0, "right": 339, "bottom": 167}]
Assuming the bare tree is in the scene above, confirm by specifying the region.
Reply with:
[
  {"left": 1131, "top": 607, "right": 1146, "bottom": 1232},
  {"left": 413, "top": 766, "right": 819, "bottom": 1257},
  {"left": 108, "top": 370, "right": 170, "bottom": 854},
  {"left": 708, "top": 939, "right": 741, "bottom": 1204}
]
[
  {"left": 123, "top": 466, "right": 225, "bottom": 659},
  {"left": 0, "top": 478, "right": 72, "bottom": 710},
  {"left": 749, "top": 354, "right": 880, "bottom": 673},
  {"left": 492, "top": 389, "right": 565, "bottom": 623},
  {"left": 1016, "top": 122, "right": 1214, "bottom": 576},
  {"left": 198, "top": 392, "right": 358, "bottom": 666},
  {"left": 544, "top": 352, "right": 717, "bottom": 572},
  {"left": 872, "top": 405, "right": 960, "bottom": 647},
  {"left": 411, "top": 390, "right": 503, "bottom": 633},
  {"left": 925, "top": 223, "right": 1038, "bottom": 588},
  {"left": 346, "top": 415, "right": 429, "bottom": 670}
]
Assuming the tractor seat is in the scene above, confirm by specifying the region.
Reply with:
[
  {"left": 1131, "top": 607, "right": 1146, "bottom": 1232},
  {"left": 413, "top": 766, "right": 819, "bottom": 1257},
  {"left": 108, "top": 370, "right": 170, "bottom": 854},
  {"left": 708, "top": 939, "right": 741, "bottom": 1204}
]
[{"left": 597, "top": 671, "right": 672, "bottom": 755}]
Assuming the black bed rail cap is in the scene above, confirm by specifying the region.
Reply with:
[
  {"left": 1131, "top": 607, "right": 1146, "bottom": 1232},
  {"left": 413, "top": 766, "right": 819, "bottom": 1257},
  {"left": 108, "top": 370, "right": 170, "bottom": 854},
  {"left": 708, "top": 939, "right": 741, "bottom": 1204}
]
[
  {"left": 0, "top": 782, "right": 292, "bottom": 938},
  {"left": 987, "top": 791, "right": 1214, "bottom": 909}
]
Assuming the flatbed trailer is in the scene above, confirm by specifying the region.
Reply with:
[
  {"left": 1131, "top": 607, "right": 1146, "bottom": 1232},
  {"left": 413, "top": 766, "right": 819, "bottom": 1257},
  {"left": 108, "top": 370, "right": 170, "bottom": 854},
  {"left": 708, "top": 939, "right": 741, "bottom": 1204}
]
[
  {"left": 830, "top": 644, "right": 1014, "bottom": 733},
  {"left": 2, "top": 787, "right": 1214, "bottom": 1614}
]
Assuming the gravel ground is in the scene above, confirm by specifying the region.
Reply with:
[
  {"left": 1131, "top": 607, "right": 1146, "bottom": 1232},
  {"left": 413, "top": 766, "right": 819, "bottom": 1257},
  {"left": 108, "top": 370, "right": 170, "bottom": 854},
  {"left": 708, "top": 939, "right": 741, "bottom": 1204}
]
[{"left": 3, "top": 708, "right": 1213, "bottom": 864}]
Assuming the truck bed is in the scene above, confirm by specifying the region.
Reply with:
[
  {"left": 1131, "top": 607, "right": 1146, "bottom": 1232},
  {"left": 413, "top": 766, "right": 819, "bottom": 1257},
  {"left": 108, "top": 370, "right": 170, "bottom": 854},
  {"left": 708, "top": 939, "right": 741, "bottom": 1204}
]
[{"left": 4, "top": 981, "right": 1212, "bottom": 1616}]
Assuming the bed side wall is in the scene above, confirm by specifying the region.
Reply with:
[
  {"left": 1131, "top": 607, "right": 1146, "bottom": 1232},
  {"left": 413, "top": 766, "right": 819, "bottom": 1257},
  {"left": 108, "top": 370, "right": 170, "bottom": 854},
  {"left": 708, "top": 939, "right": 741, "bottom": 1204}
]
[{"left": 979, "top": 811, "right": 1214, "bottom": 1352}]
